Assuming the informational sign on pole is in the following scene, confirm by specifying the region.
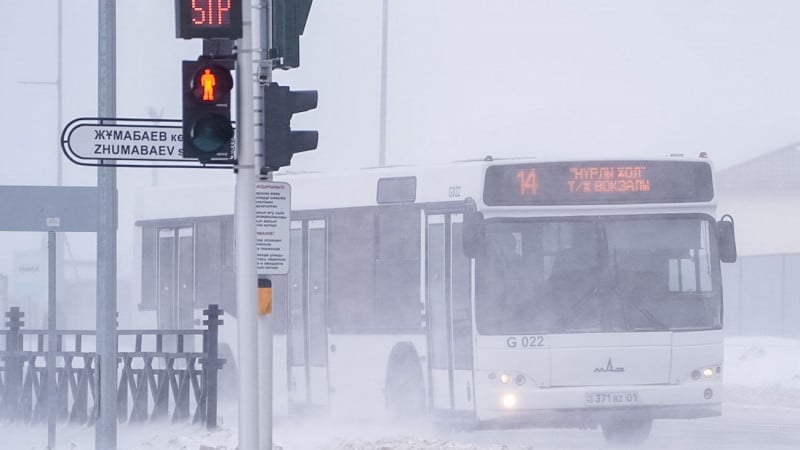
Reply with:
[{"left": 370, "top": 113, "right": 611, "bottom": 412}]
[{"left": 255, "top": 181, "right": 291, "bottom": 275}]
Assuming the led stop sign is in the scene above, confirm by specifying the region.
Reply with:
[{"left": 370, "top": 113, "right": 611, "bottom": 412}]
[{"left": 176, "top": 0, "right": 243, "bottom": 39}]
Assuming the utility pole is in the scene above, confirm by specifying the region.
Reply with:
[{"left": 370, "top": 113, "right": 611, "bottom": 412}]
[
  {"left": 96, "top": 0, "right": 118, "bottom": 448},
  {"left": 235, "top": 0, "right": 259, "bottom": 448},
  {"left": 378, "top": 0, "right": 389, "bottom": 167}
]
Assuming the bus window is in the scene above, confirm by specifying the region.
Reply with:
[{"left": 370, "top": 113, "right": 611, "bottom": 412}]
[
  {"left": 140, "top": 225, "right": 158, "bottom": 310},
  {"left": 475, "top": 215, "right": 722, "bottom": 334},
  {"left": 328, "top": 210, "right": 376, "bottom": 333},
  {"left": 376, "top": 209, "right": 421, "bottom": 332}
]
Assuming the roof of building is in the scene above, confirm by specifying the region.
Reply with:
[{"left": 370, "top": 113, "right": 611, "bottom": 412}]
[{"left": 716, "top": 142, "right": 800, "bottom": 191}]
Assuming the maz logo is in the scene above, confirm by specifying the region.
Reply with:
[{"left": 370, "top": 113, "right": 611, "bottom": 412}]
[{"left": 594, "top": 358, "right": 625, "bottom": 373}]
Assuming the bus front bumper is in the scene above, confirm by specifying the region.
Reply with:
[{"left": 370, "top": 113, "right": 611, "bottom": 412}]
[{"left": 476, "top": 382, "right": 722, "bottom": 427}]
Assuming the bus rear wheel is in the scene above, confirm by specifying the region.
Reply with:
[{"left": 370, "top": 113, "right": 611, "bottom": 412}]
[{"left": 601, "top": 417, "right": 653, "bottom": 445}]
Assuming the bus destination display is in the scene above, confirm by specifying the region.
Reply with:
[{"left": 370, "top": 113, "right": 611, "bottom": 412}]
[
  {"left": 176, "top": 0, "right": 243, "bottom": 39},
  {"left": 483, "top": 161, "right": 713, "bottom": 206}
]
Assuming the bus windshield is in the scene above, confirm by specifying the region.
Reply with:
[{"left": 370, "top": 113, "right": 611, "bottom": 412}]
[{"left": 475, "top": 215, "right": 722, "bottom": 334}]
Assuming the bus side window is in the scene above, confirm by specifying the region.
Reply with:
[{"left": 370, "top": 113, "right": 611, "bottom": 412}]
[
  {"left": 376, "top": 209, "right": 421, "bottom": 332},
  {"left": 328, "top": 210, "right": 377, "bottom": 333},
  {"left": 140, "top": 225, "right": 158, "bottom": 311}
]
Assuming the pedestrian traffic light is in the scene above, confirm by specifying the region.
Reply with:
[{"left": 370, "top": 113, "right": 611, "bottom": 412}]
[
  {"left": 262, "top": 83, "right": 318, "bottom": 171},
  {"left": 272, "top": 0, "right": 313, "bottom": 69},
  {"left": 182, "top": 58, "right": 234, "bottom": 162}
]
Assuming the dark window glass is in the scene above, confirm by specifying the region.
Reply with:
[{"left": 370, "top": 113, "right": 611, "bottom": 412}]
[
  {"left": 328, "top": 210, "right": 376, "bottom": 333},
  {"left": 195, "top": 221, "right": 223, "bottom": 310},
  {"left": 308, "top": 226, "right": 328, "bottom": 366},
  {"left": 289, "top": 227, "right": 305, "bottom": 365},
  {"left": 475, "top": 215, "right": 722, "bottom": 335},
  {"left": 221, "top": 217, "right": 237, "bottom": 317},
  {"left": 377, "top": 176, "right": 416, "bottom": 204},
  {"left": 377, "top": 209, "right": 420, "bottom": 260},
  {"left": 140, "top": 226, "right": 158, "bottom": 310},
  {"left": 376, "top": 209, "right": 422, "bottom": 332},
  {"left": 451, "top": 221, "right": 473, "bottom": 370},
  {"left": 427, "top": 221, "right": 448, "bottom": 369}
]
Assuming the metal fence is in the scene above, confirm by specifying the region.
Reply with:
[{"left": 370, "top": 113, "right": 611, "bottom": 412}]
[
  {"left": 0, "top": 304, "right": 224, "bottom": 428},
  {"left": 723, "top": 253, "right": 800, "bottom": 338}
]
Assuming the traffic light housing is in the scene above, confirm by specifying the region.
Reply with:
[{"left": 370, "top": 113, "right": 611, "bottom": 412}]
[
  {"left": 182, "top": 58, "right": 234, "bottom": 162},
  {"left": 263, "top": 83, "right": 318, "bottom": 171},
  {"left": 272, "top": 0, "right": 313, "bottom": 69}
]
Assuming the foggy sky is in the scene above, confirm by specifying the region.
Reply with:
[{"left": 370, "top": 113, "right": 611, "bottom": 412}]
[{"left": 2, "top": 0, "right": 800, "bottom": 279}]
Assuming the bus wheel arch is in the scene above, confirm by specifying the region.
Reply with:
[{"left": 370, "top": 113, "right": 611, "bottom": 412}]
[{"left": 384, "top": 342, "right": 426, "bottom": 419}]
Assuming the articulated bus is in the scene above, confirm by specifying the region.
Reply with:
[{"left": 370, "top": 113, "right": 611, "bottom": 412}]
[{"left": 134, "top": 155, "right": 737, "bottom": 444}]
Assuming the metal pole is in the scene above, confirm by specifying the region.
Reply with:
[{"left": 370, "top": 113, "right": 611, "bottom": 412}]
[
  {"left": 236, "top": 0, "right": 259, "bottom": 448},
  {"left": 257, "top": 2, "right": 274, "bottom": 448},
  {"left": 378, "top": 0, "right": 389, "bottom": 167},
  {"left": 96, "top": 1, "right": 118, "bottom": 448},
  {"left": 47, "top": 231, "right": 56, "bottom": 449},
  {"left": 48, "top": 5, "right": 64, "bottom": 447},
  {"left": 57, "top": 0, "right": 63, "bottom": 186}
]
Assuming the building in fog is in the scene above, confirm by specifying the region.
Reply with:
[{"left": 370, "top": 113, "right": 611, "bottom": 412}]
[{"left": 715, "top": 143, "right": 800, "bottom": 338}]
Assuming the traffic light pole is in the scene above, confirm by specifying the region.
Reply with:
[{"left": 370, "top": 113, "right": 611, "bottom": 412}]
[
  {"left": 235, "top": 0, "right": 259, "bottom": 448},
  {"left": 257, "top": 2, "right": 275, "bottom": 450}
]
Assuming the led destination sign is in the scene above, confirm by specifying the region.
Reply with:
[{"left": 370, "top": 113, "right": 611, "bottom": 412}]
[{"left": 483, "top": 161, "right": 714, "bottom": 206}]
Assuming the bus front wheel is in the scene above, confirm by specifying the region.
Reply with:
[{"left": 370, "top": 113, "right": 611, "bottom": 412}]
[{"left": 601, "top": 417, "right": 653, "bottom": 445}]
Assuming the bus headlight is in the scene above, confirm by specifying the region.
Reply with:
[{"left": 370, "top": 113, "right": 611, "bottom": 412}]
[
  {"left": 502, "top": 393, "right": 517, "bottom": 408},
  {"left": 499, "top": 373, "right": 512, "bottom": 384},
  {"left": 691, "top": 366, "right": 719, "bottom": 381}
]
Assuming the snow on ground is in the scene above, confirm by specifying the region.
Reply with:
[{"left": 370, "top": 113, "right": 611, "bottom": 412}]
[
  {"left": 3, "top": 337, "right": 800, "bottom": 450},
  {"left": 724, "top": 336, "right": 800, "bottom": 408}
]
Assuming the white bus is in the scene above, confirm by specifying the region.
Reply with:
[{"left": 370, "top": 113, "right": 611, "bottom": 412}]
[{"left": 133, "top": 155, "right": 737, "bottom": 444}]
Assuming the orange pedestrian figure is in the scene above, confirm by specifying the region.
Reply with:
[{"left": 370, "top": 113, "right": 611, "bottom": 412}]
[{"left": 200, "top": 69, "right": 217, "bottom": 101}]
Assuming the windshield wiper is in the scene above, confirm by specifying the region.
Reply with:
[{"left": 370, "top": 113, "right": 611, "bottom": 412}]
[{"left": 635, "top": 307, "right": 669, "bottom": 331}]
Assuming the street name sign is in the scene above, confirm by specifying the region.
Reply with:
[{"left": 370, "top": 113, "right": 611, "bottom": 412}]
[
  {"left": 61, "top": 117, "right": 235, "bottom": 168},
  {"left": 255, "top": 181, "right": 291, "bottom": 275}
]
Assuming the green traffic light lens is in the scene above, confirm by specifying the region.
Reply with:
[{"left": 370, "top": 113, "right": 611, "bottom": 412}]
[{"left": 190, "top": 115, "right": 234, "bottom": 153}]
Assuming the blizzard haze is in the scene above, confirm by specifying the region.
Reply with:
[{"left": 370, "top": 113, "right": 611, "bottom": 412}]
[
  {"left": 3, "top": 1, "right": 800, "bottom": 279},
  {"left": 1, "top": 2, "right": 800, "bottom": 448}
]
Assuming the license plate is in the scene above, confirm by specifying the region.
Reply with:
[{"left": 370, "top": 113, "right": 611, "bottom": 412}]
[{"left": 585, "top": 391, "right": 640, "bottom": 407}]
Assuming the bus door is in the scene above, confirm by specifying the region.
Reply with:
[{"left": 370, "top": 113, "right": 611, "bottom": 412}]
[
  {"left": 426, "top": 213, "right": 475, "bottom": 416},
  {"left": 287, "top": 219, "right": 329, "bottom": 411},
  {"left": 157, "top": 226, "right": 195, "bottom": 350}
]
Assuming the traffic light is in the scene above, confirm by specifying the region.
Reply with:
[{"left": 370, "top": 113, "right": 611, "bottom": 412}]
[
  {"left": 182, "top": 58, "right": 234, "bottom": 162},
  {"left": 272, "top": 0, "right": 313, "bottom": 69},
  {"left": 262, "top": 83, "right": 318, "bottom": 171}
]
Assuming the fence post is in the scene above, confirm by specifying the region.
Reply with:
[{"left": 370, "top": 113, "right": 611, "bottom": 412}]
[
  {"left": 202, "top": 304, "right": 224, "bottom": 429},
  {"left": 1, "top": 307, "right": 25, "bottom": 420}
]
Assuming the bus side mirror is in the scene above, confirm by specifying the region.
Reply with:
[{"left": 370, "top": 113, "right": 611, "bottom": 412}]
[
  {"left": 463, "top": 209, "right": 485, "bottom": 258},
  {"left": 717, "top": 215, "right": 737, "bottom": 263}
]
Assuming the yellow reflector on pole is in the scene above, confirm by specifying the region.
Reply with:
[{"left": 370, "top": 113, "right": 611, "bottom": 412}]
[{"left": 258, "top": 277, "right": 272, "bottom": 315}]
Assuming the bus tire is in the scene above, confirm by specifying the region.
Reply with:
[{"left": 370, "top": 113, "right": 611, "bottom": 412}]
[
  {"left": 601, "top": 417, "right": 653, "bottom": 445},
  {"left": 384, "top": 343, "right": 426, "bottom": 419}
]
